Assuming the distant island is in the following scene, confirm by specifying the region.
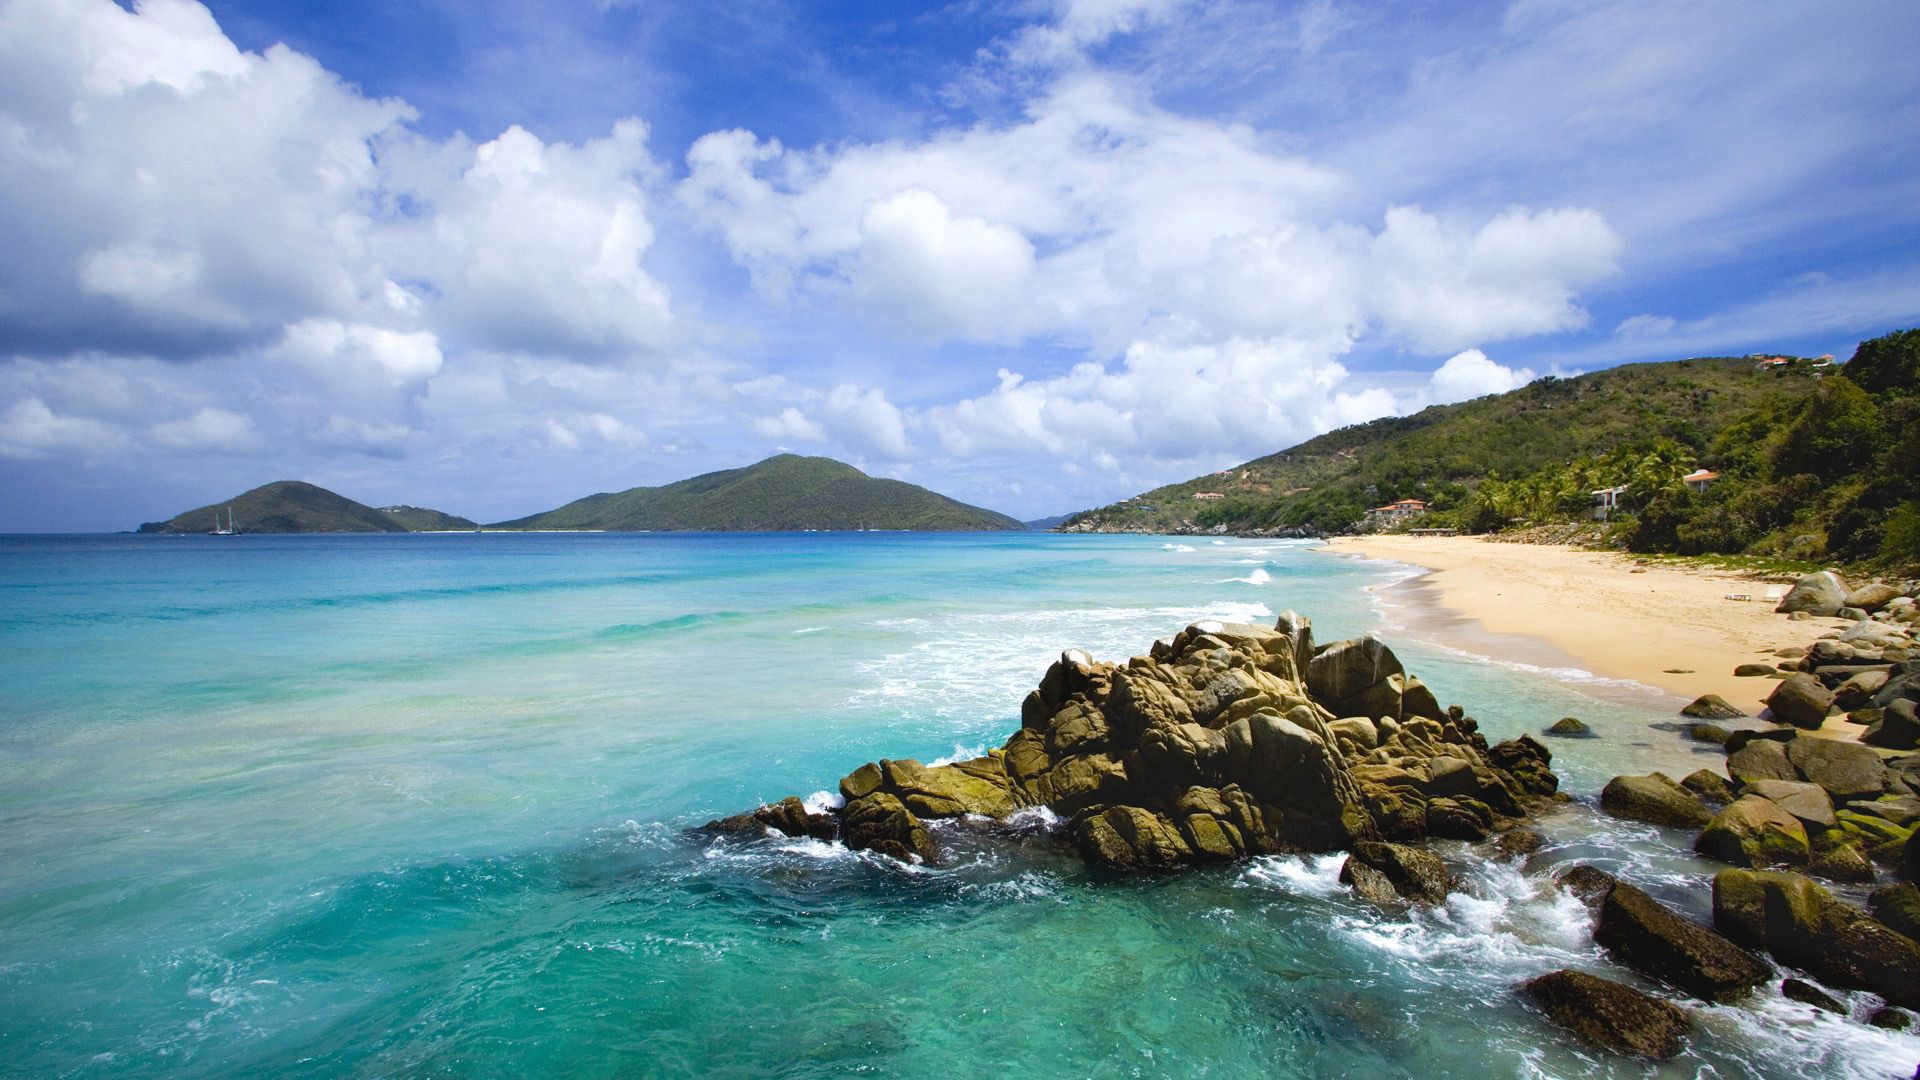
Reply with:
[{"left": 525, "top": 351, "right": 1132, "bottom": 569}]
[
  {"left": 137, "top": 454, "right": 1022, "bottom": 534},
  {"left": 494, "top": 454, "right": 1021, "bottom": 532},
  {"left": 138, "top": 481, "right": 475, "bottom": 534}
]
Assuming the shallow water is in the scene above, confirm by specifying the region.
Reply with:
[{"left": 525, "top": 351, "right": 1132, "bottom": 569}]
[{"left": 0, "top": 532, "right": 1913, "bottom": 1077}]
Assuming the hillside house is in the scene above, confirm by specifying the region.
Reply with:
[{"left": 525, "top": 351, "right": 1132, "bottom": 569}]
[
  {"left": 1364, "top": 498, "right": 1427, "bottom": 526},
  {"left": 1193, "top": 492, "right": 1225, "bottom": 501}
]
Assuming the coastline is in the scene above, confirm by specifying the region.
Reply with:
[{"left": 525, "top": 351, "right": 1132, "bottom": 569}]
[{"left": 1323, "top": 534, "right": 1868, "bottom": 737}]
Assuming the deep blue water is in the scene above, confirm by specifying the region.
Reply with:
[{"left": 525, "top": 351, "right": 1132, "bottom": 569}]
[{"left": 0, "top": 532, "right": 1912, "bottom": 1077}]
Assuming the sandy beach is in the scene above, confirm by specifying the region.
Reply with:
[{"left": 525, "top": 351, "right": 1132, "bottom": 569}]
[{"left": 1324, "top": 535, "right": 1862, "bottom": 728}]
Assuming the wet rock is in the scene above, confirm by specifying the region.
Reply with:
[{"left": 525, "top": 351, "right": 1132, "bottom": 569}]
[
  {"left": 1681, "top": 770, "right": 1736, "bottom": 807},
  {"left": 1776, "top": 570, "right": 1849, "bottom": 617},
  {"left": 1807, "top": 842, "right": 1876, "bottom": 883},
  {"left": 1787, "top": 738, "right": 1890, "bottom": 801},
  {"left": 1869, "top": 882, "right": 1920, "bottom": 941},
  {"left": 1682, "top": 694, "right": 1745, "bottom": 720},
  {"left": 1869, "top": 1006, "right": 1914, "bottom": 1031},
  {"left": 1339, "top": 840, "right": 1453, "bottom": 906},
  {"left": 1074, "top": 805, "right": 1190, "bottom": 871},
  {"left": 1494, "top": 828, "right": 1546, "bottom": 861},
  {"left": 1781, "top": 978, "right": 1847, "bottom": 1014},
  {"left": 1520, "top": 969, "right": 1692, "bottom": 1059},
  {"left": 1557, "top": 865, "right": 1620, "bottom": 912},
  {"left": 704, "top": 795, "right": 838, "bottom": 842},
  {"left": 1592, "top": 878, "right": 1771, "bottom": 1002},
  {"left": 1766, "top": 674, "right": 1834, "bottom": 729},
  {"left": 1695, "top": 795, "right": 1810, "bottom": 867},
  {"left": 1545, "top": 716, "right": 1591, "bottom": 737},
  {"left": 1601, "top": 773, "right": 1714, "bottom": 829},
  {"left": 1712, "top": 869, "right": 1920, "bottom": 1009},
  {"left": 841, "top": 792, "right": 936, "bottom": 862},
  {"left": 1688, "top": 723, "right": 1731, "bottom": 744},
  {"left": 1835, "top": 670, "right": 1892, "bottom": 712}
]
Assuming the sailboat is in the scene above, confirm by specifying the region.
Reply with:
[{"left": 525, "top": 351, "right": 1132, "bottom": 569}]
[{"left": 210, "top": 506, "right": 237, "bottom": 535}]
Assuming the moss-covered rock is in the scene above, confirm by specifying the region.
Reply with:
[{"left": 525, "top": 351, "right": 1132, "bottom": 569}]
[
  {"left": 1600, "top": 773, "right": 1713, "bottom": 829},
  {"left": 1520, "top": 969, "right": 1692, "bottom": 1059},
  {"left": 1694, "top": 796, "right": 1810, "bottom": 868}
]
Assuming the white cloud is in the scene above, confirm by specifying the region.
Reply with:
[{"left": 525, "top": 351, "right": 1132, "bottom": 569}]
[
  {"left": 0, "top": 397, "right": 130, "bottom": 459},
  {"left": 149, "top": 405, "right": 253, "bottom": 450},
  {"left": 275, "top": 319, "right": 444, "bottom": 385},
  {"left": 753, "top": 406, "right": 826, "bottom": 443},
  {"left": 851, "top": 189, "right": 1037, "bottom": 340},
  {"left": 1425, "top": 348, "right": 1536, "bottom": 405},
  {"left": 0, "top": 0, "right": 674, "bottom": 363}
]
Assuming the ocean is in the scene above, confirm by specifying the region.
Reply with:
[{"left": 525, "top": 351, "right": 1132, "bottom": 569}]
[{"left": 0, "top": 531, "right": 1913, "bottom": 1077}]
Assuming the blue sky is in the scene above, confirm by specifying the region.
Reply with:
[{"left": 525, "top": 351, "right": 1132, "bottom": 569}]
[{"left": 2, "top": 0, "right": 1918, "bottom": 530}]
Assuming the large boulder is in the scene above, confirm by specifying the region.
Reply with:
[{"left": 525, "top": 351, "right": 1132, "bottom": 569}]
[
  {"left": 1786, "top": 737, "right": 1889, "bottom": 801},
  {"left": 1307, "top": 634, "right": 1403, "bottom": 706},
  {"left": 1712, "top": 869, "right": 1920, "bottom": 1009},
  {"left": 1741, "top": 779, "right": 1836, "bottom": 828},
  {"left": 1520, "top": 969, "right": 1692, "bottom": 1059},
  {"left": 1765, "top": 674, "right": 1833, "bottom": 729},
  {"left": 1863, "top": 698, "right": 1920, "bottom": 750},
  {"left": 703, "top": 795, "right": 837, "bottom": 841},
  {"left": 1074, "top": 805, "right": 1192, "bottom": 870},
  {"left": 1869, "top": 882, "right": 1920, "bottom": 941},
  {"left": 1775, "top": 571, "right": 1848, "bottom": 616},
  {"left": 1600, "top": 773, "right": 1713, "bottom": 829},
  {"left": 1846, "top": 583, "right": 1903, "bottom": 613},
  {"left": 1726, "top": 739, "right": 1798, "bottom": 785},
  {"left": 1591, "top": 877, "right": 1771, "bottom": 1002},
  {"left": 1694, "top": 795, "right": 1809, "bottom": 868}
]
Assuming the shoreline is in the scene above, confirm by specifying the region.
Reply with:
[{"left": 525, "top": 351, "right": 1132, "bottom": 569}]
[{"left": 1322, "top": 534, "right": 1871, "bottom": 739}]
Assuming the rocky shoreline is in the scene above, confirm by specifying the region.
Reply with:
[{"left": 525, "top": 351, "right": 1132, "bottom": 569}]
[{"left": 703, "top": 598, "right": 1920, "bottom": 1069}]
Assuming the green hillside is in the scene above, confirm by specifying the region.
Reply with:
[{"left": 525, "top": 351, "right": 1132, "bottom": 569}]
[
  {"left": 1065, "top": 330, "right": 1919, "bottom": 567},
  {"left": 1066, "top": 356, "right": 1805, "bottom": 535},
  {"left": 379, "top": 505, "right": 478, "bottom": 531},
  {"left": 139, "top": 481, "right": 413, "bottom": 534},
  {"left": 494, "top": 454, "right": 1023, "bottom": 532}
]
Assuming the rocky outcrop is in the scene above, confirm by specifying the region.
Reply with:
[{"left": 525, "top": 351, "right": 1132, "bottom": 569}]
[
  {"left": 1520, "top": 969, "right": 1692, "bottom": 1059},
  {"left": 1574, "top": 870, "right": 1770, "bottom": 1002},
  {"left": 1600, "top": 773, "right": 1713, "bottom": 829},
  {"left": 1712, "top": 869, "right": 1920, "bottom": 1009},
  {"left": 707, "top": 612, "right": 1559, "bottom": 871}
]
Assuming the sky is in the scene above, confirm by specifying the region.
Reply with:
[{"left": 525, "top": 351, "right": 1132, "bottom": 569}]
[{"left": 2, "top": 0, "right": 1918, "bottom": 530}]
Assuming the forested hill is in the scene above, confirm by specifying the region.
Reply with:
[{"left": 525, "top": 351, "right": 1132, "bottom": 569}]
[
  {"left": 1064, "top": 330, "right": 1919, "bottom": 566},
  {"left": 1065, "top": 356, "right": 1803, "bottom": 535},
  {"left": 492, "top": 454, "right": 1024, "bottom": 531}
]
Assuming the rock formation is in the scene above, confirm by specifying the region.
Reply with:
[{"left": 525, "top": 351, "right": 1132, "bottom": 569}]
[{"left": 707, "top": 612, "right": 1559, "bottom": 881}]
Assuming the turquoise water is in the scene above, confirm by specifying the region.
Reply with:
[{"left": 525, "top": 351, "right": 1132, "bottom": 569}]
[{"left": 1, "top": 532, "right": 1914, "bottom": 1077}]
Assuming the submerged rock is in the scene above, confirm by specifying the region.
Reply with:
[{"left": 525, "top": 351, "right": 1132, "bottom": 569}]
[
  {"left": 1339, "top": 840, "right": 1454, "bottom": 907},
  {"left": 1520, "top": 969, "right": 1692, "bottom": 1059},
  {"left": 1780, "top": 978, "right": 1847, "bottom": 1014},
  {"left": 1544, "top": 717, "right": 1591, "bottom": 737},
  {"left": 1587, "top": 874, "right": 1770, "bottom": 1002}
]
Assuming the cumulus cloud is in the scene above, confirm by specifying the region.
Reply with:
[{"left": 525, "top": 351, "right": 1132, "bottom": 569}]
[
  {"left": 1425, "top": 348, "right": 1537, "bottom": 405},
  {"left": 0, "top": 397, "right": 131, "bottom": 459},
  {"left": 0, "top": 0, "right": 673, "bottom": 363},
  {"left": 851, "top": 189, "right": 1037, "bottom": 340}
]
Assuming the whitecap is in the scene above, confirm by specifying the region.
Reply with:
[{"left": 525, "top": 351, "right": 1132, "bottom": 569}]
[{"left": 802, "top": 789, "right": 844, "bottom": 815}]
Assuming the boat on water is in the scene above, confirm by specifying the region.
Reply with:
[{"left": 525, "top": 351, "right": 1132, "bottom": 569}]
[{"left": 209, "top": 506, "right": 237, "bottom": 535}]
